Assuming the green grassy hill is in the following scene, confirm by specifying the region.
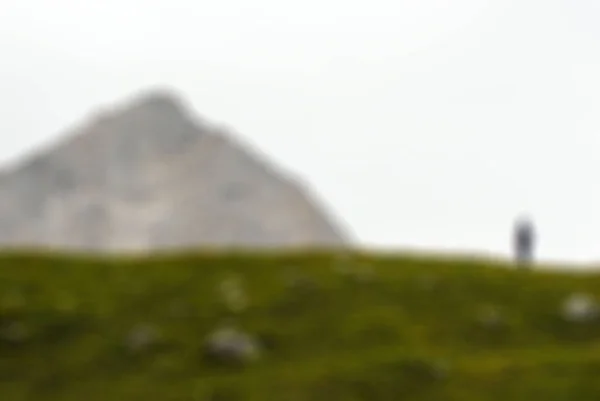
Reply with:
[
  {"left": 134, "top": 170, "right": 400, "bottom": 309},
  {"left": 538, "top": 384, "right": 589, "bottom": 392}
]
[{"left": 1, "top": 250, "right": 600, "bottom": 401}]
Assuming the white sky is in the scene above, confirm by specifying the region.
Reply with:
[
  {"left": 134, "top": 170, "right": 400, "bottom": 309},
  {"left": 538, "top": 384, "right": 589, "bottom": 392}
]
[{"left": 2, "top": 0, "right": 600, "bottom": 264}]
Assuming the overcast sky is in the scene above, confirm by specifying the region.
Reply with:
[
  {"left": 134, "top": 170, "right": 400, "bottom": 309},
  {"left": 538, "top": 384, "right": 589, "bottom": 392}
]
[{"left": 2, "top": 0, "right": 600, "bottom": 264}]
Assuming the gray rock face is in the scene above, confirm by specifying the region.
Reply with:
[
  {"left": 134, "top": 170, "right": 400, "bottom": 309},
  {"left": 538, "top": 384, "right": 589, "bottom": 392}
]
[{"left": 0, "top": 89, "right": 349, "bottom": 252}]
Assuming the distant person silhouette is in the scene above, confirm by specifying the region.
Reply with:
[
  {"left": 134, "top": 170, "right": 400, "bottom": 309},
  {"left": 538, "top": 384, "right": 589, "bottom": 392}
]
[{"left": 513, "top": 217, "right": 536, "bottom": 266}]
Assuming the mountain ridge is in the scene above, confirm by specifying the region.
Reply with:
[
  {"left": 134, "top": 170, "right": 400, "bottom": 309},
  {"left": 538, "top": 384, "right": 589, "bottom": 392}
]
[{"left": 0, "top": 88, "right": 350, "bottom": 252}]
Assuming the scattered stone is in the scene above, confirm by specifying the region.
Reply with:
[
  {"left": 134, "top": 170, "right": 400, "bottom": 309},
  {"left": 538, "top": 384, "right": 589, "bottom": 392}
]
[
  {"left": 218, "top": 274, "right": 248, "bottom": 313},
  {"left": 401, "top": 357, "right": 449, "bottom": 381},
  {"left": 125, "top": 323, "right": 162, "bottom": 353},
  {"left": 561, "top": 292, "right": 599, "bottom": 323},
  {"left": 0, "top": 321, "right": 31, "bottom": 345},
  {"left": 476, "top": 305, "right": 505, "bottom": 329},
  {"left": 204, "top": 325, "right": 261, "bottom": 366}
]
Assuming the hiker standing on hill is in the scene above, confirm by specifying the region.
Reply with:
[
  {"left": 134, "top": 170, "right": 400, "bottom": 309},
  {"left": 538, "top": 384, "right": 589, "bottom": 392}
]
[{"left": 513, "top": 216, "right": 536, "bottom": 266}]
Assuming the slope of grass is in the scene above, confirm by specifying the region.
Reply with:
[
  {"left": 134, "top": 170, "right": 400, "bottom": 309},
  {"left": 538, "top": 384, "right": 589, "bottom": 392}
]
[{"left": 1, "top": 250, "right": 600, "bottom": 400}]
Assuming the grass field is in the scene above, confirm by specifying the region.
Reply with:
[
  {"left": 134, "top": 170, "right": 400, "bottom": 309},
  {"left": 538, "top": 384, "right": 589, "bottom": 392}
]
[{"left": 1, "top": 250, "right": 600, "bottom": 400}]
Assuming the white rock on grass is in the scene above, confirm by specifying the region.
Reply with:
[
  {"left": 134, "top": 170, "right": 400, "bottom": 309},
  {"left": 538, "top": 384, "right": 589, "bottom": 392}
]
[
  {"left": 204, "top": 325, "right": 261, "bottom": 365},
  {"left": 561, "top": 292, "right": 599, "bottom": 323},
  {"left": 218, "top": 274, "right": 248, "bottom": 313},
  {"left": 125, "top": 323, "right": 162, "bottom": 353},
  {"left": 0, "top": 321, "right": 30, "bottom": 344}
]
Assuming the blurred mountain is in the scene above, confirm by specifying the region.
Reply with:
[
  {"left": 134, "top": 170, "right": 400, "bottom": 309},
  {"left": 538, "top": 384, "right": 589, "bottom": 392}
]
[{"left": 0, "top": 88, "right": 349, "bottom": 252}]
